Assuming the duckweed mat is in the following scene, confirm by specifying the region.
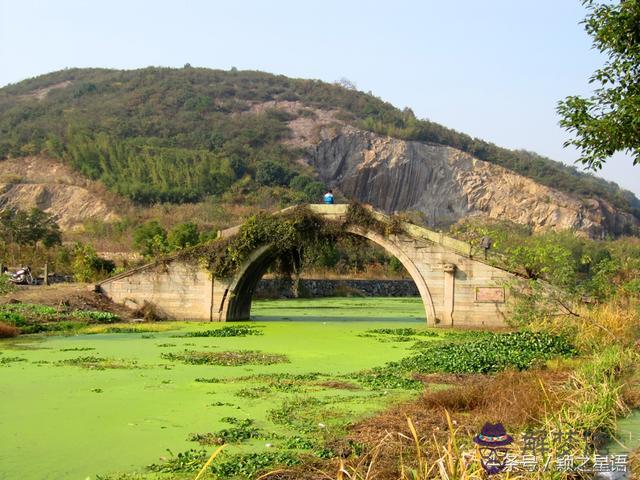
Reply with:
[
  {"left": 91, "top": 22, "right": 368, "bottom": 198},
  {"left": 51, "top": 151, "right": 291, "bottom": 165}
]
[{"left": 0, "top": 297, "right": 436, "bottom": 479}]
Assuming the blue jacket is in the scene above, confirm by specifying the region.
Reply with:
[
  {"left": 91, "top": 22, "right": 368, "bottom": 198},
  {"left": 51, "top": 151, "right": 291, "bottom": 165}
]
[{"left": 323, "top": 193, "right": 334, "bottom": 204}]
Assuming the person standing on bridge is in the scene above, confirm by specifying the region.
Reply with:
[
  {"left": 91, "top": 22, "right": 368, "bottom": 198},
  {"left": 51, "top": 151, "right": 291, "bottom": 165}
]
[{"left": 323, "top": 189, "right": 334, "bottom": 204}]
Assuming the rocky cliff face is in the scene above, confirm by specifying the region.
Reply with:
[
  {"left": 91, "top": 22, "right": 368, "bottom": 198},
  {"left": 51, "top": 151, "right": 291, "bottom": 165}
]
[
  {"left": 0, "top": 157, "right": 119, "bottom": 230},
  {"left": 306, "top": 126, "right": 638, "bottom": 237}
]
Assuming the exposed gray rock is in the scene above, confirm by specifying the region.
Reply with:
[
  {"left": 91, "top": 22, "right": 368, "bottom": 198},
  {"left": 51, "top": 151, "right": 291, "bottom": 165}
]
[{"left": 306, "top": 126, "right": 639, "bottom": 237}]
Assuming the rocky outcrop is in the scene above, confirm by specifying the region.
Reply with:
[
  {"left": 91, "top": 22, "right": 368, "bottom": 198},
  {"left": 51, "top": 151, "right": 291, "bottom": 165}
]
[
  {"left": 0, "top": 157, "right": 119, "bottom": 230},
  {"left": 307, "top": 127, "right": 639, "bottom": 237}
]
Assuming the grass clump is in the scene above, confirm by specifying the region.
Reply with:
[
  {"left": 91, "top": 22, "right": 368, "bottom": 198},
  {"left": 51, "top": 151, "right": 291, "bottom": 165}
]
[
  {"left": 188, "top": 418, "right": 264, "bottom": 445},
  {"left": 71, "top": 311, "right": 119, "bottom": 323},
  {"left": 10, "top": 319, "right": 87, "bottom": 335},
  {"left": 0, "top": 303, "right": 119, "bottom": 335},
  {"left": 235, "top": 386, "right": 272, "bottom": 398},
  {"left": 179, "top": 325, "right": 263, "bottom": 338},
  {"left": 209, "top": 451, "right": 302, "bottom": 478},
  {"left": 237, "top": 372, "right": 323, "bottom": 382},
  {"left": 146, "top": 448, "right": 207, "bottom": 473},
  {"left": 365, "top": 327, "right": 438, "bottom": 337},
  {"left": 267, "top": 396, "right": 350, "bottom": 436},
  {"left": 283, "top": 435, "right": 317, "bottom": 450},
  {"left": 162, "top": 349, "right": 289, "bottom": 366},
  {"left": 58, "top": 356, "right": 138, "bottom": 370},
  {"left": 194, "top": 377, "right": 223, "bottom": 383},
  {"left": 0, "top": 356, "right": 27, "bottom": 365},
  {"left": 351, "top": 371, "right": 422, "bottom": 390},
  {"left": 82, "top": 323, "right": 176, "bottom": 334}
]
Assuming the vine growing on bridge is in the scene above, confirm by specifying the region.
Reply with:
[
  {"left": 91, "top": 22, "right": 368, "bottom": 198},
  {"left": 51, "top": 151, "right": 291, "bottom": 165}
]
[
  {"left": 174, "top": 203, "right": 405, "bottom": 279},
  {"left": 343, "top": 202, "right": 406, "bottom": 236}
]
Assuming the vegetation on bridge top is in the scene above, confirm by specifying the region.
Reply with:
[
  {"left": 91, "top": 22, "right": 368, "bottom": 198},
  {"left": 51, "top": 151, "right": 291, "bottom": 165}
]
[{"left": 174, "top": 203, "right": 405, "bottom": 278}]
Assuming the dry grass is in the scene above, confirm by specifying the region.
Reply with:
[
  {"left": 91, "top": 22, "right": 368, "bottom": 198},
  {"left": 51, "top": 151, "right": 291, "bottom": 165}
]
[
  {"left": 356, "top": 369, "right": 569, "bottom": 438},
  {"left": 0, "top": 322, "right": 19, "bottom": 338},
  {"left": 533, "top": 296, "right": 640, "bottom": 352},
  {"left": 257, "top": 370, "right": 570, "bottom": 480},
  {"left": 630, "top": 447, "right": 640, "bottom": 479}
]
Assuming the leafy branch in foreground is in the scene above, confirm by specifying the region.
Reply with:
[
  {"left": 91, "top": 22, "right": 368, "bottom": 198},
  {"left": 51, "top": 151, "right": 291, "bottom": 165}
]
[{"left": 557, "top": 0, "right": 640, "bottom": 169}]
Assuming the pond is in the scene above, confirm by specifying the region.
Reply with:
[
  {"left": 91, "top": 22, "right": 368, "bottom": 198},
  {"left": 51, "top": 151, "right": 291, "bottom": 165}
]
[{"left": 0, "top": 297, "right": 436, "bottom": 480}]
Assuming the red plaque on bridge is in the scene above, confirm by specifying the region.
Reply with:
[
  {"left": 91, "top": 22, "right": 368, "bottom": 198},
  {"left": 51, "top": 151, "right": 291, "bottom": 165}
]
[{"left": 475, "top": 287, "right": 505, "bottom": 303}]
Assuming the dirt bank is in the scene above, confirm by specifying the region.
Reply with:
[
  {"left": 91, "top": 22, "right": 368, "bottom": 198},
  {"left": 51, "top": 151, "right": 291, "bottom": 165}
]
[{"left": 0, "top": 283, "right": 132, "bottom": 318}]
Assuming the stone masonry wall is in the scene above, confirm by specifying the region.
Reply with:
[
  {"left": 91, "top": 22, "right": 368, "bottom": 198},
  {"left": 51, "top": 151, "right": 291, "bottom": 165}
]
[{"left": 253, "top": 278, "right": 419, "bottom": 299}]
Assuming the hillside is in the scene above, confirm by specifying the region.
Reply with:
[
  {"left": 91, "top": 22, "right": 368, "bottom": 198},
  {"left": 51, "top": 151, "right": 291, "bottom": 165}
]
[
  {"left": 0, "top": 67, "right": 638, "bottom": 236},
  {"left": 0, "top": 156, "right": 118, "bottom": 230}
]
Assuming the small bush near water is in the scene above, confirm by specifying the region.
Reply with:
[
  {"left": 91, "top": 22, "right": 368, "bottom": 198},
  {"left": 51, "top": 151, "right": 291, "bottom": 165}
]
[{"left": 354, "top": 331, "right": 576, "bottom": 389}]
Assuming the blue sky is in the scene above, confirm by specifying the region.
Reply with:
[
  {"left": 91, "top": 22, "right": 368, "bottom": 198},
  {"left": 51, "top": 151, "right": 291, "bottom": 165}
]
[{"left": 1, "top": 0, "right": 638, "bottom": 196}]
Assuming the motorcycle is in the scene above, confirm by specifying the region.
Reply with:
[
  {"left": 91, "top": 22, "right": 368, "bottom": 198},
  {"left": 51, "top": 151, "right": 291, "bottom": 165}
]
[{"left": 5, "top": 266, "right": 34, "bottom": 285}]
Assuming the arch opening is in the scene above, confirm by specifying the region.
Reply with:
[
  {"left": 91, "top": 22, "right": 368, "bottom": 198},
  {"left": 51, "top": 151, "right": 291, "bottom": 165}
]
[{"left": 222, "top": 226, "right": 436, "bottom": 325}]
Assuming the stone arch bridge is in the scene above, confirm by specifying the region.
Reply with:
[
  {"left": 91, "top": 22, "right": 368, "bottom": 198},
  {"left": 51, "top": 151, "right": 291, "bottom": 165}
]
[{"left": 98, "top": 205, "right": 520, "bottom": 327}]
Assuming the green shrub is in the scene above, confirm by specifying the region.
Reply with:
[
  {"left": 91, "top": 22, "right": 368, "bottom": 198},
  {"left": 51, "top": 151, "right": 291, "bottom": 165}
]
[
  {"left": 133, "top": 221, "right": 168, "bottom": 258},
  {"left": 167, "top": 222, "right": 200, "bottom": 250},
  {"left": 0, "top": 275, "right": 15, "bottom": 295},
  {"left": 255, "top": 160, "right": 294, "bottom": 186},
  {"left": 72, "top": 244, "right": 116, "bottom": 282}
]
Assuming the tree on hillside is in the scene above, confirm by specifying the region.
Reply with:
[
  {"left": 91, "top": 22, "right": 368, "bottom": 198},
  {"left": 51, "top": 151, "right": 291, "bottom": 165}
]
[
  {"left": 133, "top": 221, "right": 168, "bottom": 258},
  {"left": 168, "top": 222, "right": 200, "bottom": 250},
  {"left": 0, "top": 208, "right": 61, "bottom": 247},
  {"left": 255, "top": 160, "right": 293, "bottom": 187},
  {"left": 557, "top": 0, "right": 640, "bottom": 170}
]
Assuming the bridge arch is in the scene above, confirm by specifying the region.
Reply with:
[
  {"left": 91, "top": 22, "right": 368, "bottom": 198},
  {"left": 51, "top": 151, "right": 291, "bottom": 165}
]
[
  {"left": 98, "top": 204, "right": 519, "bottom": 327},
  {"left": 221, "top": 224, "right": 437, "bottom": 324}
]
